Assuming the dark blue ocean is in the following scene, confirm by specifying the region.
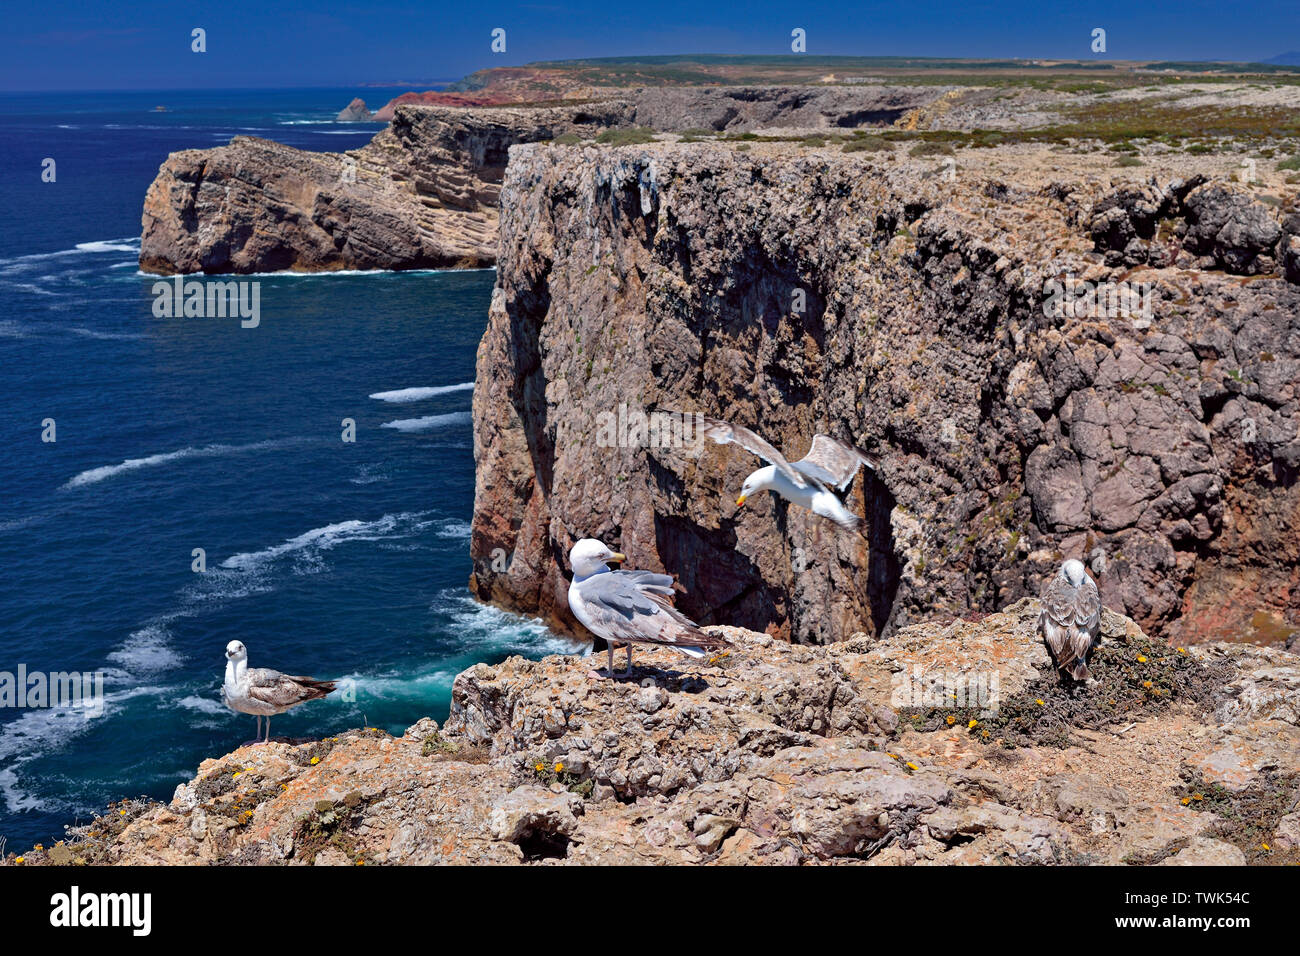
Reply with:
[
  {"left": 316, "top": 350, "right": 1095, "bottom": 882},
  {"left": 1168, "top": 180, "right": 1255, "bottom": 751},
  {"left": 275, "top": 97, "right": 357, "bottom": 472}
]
[{"left": 0, "top": 89, "right": 574, "bottom": 849}]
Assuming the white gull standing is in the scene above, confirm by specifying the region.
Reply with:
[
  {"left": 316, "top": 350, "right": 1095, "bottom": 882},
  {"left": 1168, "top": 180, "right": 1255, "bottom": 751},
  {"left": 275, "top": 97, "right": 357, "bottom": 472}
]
[
  {"left": 699, "top": 417, "right": 878, "bottom": 533},
  {"left": 567, "top": 538, "right": 729, "bottom": 679},
  {"left": 221, "top": 640, "right": 337, "bottom": 744}
]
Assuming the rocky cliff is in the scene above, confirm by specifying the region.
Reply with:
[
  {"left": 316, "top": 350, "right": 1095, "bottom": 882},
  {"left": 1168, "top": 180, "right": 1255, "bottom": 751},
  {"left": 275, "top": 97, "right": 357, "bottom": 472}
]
[
  {"left": 11, "top": 601, "right": 1297, "bottom": 865},
  {"left": 469, "top": 140, "right": 1300, "bottom": 646},
  {"left": 140, "top": 86, "right": 952, "bottom": 274},
  {"left": 139, "top": 102, "right": 632, "bottom": 274}
]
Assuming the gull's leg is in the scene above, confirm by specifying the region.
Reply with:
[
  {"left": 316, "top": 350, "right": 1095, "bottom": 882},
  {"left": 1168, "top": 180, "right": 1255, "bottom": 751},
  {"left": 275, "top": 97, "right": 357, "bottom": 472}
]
[
  {"left": 263, "top": 716, "right": 271, "bottom": 744},
  {"left": 608, "top": 644, "right": 615, "bottom": 676},
  {"left": 624, "top": 644, "right": 634, "bottom": 676}
]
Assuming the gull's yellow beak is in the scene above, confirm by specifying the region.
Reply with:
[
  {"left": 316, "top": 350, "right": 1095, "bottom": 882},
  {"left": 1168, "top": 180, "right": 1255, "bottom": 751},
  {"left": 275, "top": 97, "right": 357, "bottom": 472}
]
[
  {"left": 735, "top": 495, "right": 747, "bottom": 508},
  {"left": 609, "top": 552, "right": 626, "bottom": 564}
]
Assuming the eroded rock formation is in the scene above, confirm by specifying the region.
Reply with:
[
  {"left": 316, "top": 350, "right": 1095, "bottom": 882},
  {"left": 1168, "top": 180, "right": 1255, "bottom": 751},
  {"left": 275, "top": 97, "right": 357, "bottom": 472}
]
[
  {"left": 15, "top": 601, "right": 1297, "bottom": 865},
  {"left": 139, "top": 102, "right": 632, "bottom": 274},
  {"left": 470, "top": 141, "right": 1300, "bottom": 645}
]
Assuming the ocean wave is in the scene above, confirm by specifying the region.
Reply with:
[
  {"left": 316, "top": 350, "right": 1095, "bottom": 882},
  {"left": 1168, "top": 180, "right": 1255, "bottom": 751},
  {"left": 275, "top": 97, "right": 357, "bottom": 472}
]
[
  {"left": 0, "top": 238, "right": 142, "bottom": 278},
  {"left": 68, "top": 327, "right": 145, "bottom": 340},
  {"left": 435, "top": 519, "right": 473, "bottom": 539},
  {"left": 74, "top": 239, "right": 140, "bottom": 254},
  {"left": 380, "top": 411, "right": 472, "bottom": 433},
  {"left": 219, "top": 511, "right": 432, "bottom": 572},
  {"left": 63, "top": 438, "right": 306, "bottom": 490},
  {"left": 0, "top": 685, "right": 165, "bottom": 813},
  {"left": 438, "top": 591, "right": 579, "bottom": 658},
  {"left": 369, "top": 382, "right": 474, "bottom": 403}
]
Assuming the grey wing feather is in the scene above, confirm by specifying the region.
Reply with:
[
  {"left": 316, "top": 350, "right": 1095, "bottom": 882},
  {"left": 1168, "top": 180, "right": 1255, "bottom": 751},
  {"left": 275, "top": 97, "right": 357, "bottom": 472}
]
[
  {"left": 576, "top": 572, "right": 728, "bottom": 650},
  {"left": 698, "top": 417, "right": 807, "bottom": 489},
  {"left": 1040, "top": 575, "right": 1101, "bottom": 674},
  {"left": 246, "top": 667, "right": 336, "bottom": 707},
  {"left": 1074, "top": 575, "right": 1102, "bottom": 631},
  {"left": 792, "top": 435, "right": 878, "bottom": 491}
]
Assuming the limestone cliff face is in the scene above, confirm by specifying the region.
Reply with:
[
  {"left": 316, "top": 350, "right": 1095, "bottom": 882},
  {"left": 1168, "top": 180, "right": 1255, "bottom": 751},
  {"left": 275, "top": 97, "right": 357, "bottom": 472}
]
[
  {"left": 138, "top": 102, "right": 631, "bottom": 274},
  {"left": 470, "top": 141, "right": 1300, "bottom": 645}
]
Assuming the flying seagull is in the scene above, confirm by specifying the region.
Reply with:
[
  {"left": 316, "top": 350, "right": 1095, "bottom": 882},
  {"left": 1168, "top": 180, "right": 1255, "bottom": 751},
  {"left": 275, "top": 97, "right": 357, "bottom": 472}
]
[
  {"left": 222, "top": 640, "right": 337, "bottom": 744},
  {"left": 1039, "top": 559, "right": 1102, "bottom": 681},
  {"left": 567, "top": 538, "right": 729, "bottom": 678},
  {"left": 699, "top": 416, "right": 877, "bottom": 533}
]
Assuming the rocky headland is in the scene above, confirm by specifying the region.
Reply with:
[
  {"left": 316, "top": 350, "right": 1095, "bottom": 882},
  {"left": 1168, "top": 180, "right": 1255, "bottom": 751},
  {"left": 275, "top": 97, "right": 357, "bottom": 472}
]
[
  {"left": 139, "top": 101, "right": 631, "bottom": 274},
  {"left": 10, "top": 601, "right": 1297, "bottom": 865}
]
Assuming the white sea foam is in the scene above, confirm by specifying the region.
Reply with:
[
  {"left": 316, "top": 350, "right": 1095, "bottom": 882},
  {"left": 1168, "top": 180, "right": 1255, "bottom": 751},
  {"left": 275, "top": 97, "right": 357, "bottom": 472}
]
[
  {"left": 175, "top": 695, "right": 228, "bottom": 716},
  {"left": 380, "top": 411, "right": 472, "bottom": 433},
  {"left": 369, "top": 382, "right": 474, "bottom": 403},
  {"left": 219, "top": 511, "right": 431, "bottom": 572},
  {"left": 105, "top": 624, "right": 183, "bottom": 676},
  {"left": 439, "top": 591, "right": 578, "bottom": 658},
  {"left": 68, "top": 327, "right": 145, "bottom": 340},
  {"left": 63, "top": 438, "right": 305, "bottom": 489},
  {"left": 74, "top": 239, "right": 140, "bottom": 254},
  {"left": 0, "top": 685, "right": 165, "bottom": 813},
  {"left": 436, "top": 519, "right": 473, "bottom": 539}
]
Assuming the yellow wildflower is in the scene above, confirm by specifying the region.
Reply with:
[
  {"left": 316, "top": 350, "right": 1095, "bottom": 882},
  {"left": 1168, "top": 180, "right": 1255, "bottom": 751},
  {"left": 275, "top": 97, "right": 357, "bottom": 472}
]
[
  {"left": 1262, "top": 843, "right": 1271, "bottom": 851},
  {"left": 1181, "top": 797, "right": 1190, "bottom": 805},
  {"left": 1035, "top": 699, "right": 1045, "bottom": 706},
  {"left": 1143, "top": 680, "right": 1153, "bottom": 689},
  {"left": 1192, "top": 793, "right": 1204, "bottom": 801},
  {"left": 906, "top": 762, "right": 918, "bottom": 771},
  {"left": 554, "top": 762, "right": 565, "bottom": 773},
  {"left": 1177, "top": 647, "right": 1186, "bottom": 655},
  {"left": 14, "top": 856, "right": 23, "bottom": 864},
  {"left": 1137, "top": 654, "right": 1148, "bottom": 663},
  {"left": 310, "top": 756, "right": 320, "bottom": 765},
  {"left": 945, "top": 714, "right": 956, "bottom": 726},
  {"left": 968, "top": 719, "right": 978, "bottom": 729},
  {"left": 534, "top": 762, "right": 544, "bottom": 772}
]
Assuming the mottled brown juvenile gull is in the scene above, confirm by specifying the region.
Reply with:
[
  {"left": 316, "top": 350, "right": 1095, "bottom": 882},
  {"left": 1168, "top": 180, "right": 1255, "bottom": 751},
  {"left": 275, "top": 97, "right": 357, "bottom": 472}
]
[
  {"left": 698, "top": 416, "right": 877, "bottom": 533},
  {"left": 1039, "top": 559, "right": 1102, "bottom": 681},
  {"left": 222, "top": 640, "right": 337, "bottom": 744},
  {"left": 567, "top": 538, "right": 728, "bottom": 679}
]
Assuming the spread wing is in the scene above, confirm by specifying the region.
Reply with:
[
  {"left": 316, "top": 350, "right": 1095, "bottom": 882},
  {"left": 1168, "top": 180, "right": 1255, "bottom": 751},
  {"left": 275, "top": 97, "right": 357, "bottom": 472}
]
[
  {"left": 574, "top": 571, "right": 729, "bottom": 651},
  {"left": 791, "top": 435, "right": 878, "bottom": 491},
  {"left": 246, "top": 667, "right": 337, "bottom": 708},
  {"left": 698, "top": 416, "right": 808, "bottom": 489}
]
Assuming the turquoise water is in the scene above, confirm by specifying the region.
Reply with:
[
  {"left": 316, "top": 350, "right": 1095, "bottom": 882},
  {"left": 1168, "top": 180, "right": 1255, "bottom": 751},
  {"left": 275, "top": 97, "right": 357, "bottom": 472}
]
[{"left": 0, "top": 90, "right": 575, "bottom": 849}]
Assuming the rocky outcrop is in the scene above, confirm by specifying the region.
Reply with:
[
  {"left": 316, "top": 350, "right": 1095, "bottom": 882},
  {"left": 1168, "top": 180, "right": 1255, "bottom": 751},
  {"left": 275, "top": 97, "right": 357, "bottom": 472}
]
[
  {"left": 470, "top": 141, "right": 1300, "bottom": 645},
  {"left": 139, "top": 102, "right": 632, "bottom": 274},
  {"left": 13, "top": 601, "right": 1297, "bottom": 865},
  {"left": 624, "top": 85, "right": 944, "bottom": 132},
  {"left": 335, "top": 97, "right": 373, "bottom": 122}
]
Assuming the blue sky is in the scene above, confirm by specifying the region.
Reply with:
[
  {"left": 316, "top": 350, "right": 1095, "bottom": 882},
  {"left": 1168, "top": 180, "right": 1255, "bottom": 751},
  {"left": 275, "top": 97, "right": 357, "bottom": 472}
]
[{"left": 3, "top": 0, "right": 1298, "bottom": 90}]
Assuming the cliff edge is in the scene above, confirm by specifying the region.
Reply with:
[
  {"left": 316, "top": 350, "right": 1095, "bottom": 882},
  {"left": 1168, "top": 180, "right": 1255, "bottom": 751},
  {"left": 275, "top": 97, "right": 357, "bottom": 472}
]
[{"left": 10, "top": 601, "right": 1297, "bottom": 865}]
